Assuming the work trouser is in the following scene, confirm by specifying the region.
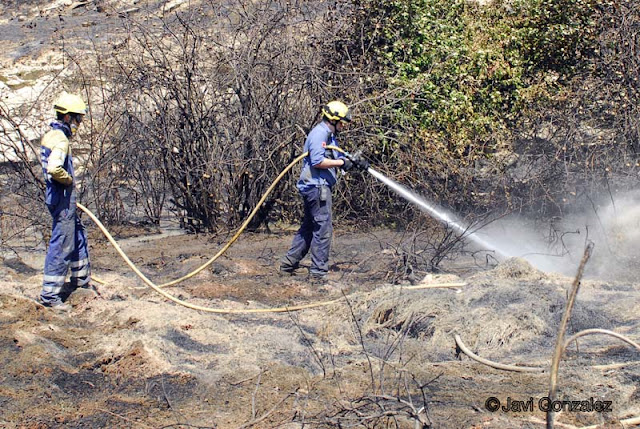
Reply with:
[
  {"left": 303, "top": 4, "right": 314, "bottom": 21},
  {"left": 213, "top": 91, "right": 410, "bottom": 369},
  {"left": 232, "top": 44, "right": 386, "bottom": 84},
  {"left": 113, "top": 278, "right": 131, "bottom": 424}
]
[
  {"left": 282, "top": 186, "right": 333, "bottom": 277},
  {"left": 41, "top": 206, "right": 90, "bottom": 305}
]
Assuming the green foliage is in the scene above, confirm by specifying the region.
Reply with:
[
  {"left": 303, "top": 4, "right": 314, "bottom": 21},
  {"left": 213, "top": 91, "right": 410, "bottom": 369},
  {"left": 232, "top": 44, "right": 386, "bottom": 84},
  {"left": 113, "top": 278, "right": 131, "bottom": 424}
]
[
  {"left": 350, "top": 0, "right": 514, "bottom": 158},
  {"left": 347, "top": 0, "right": 601, "bottom": 161},
  {"left": 327, "top": 0, "right": 629, "bottom": 223},
  {"left": 511, "top": 0, "right": 600, "bottom": 74}
]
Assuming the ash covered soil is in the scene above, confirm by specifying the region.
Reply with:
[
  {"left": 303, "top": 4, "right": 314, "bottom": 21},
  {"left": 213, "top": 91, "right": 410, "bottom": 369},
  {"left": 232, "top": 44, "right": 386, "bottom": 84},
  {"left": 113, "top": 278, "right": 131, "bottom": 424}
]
[
  {"left": 0, "top": 1, "right": 639, "bottom": 428},
  {"left": 0, "top": 226, "right": 638, "bottom": 428}
]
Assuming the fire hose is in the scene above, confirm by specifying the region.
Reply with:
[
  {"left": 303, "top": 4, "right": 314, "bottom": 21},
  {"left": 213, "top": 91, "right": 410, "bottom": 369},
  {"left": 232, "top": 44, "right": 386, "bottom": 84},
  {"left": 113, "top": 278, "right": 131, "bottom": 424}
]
[
  {"left": 74, "top": 147, "right": 640, "bottom": 427},
  {"left": 77, "top": 146, "right": 463, "bottom": 314}
]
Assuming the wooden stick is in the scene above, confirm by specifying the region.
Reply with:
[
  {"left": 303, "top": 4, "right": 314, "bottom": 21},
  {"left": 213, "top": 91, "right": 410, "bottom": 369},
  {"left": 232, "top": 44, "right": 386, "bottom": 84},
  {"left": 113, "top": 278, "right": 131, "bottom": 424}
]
[{"left": 547, "top": 243, "right": 593, "bottom": 429}]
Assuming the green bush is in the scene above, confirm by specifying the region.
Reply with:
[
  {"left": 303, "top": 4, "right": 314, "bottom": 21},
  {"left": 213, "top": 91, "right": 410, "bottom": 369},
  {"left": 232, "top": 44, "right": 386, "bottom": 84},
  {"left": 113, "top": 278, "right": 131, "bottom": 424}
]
[{"left": 332, "top": 0, "right": 625, "bottom": 221}]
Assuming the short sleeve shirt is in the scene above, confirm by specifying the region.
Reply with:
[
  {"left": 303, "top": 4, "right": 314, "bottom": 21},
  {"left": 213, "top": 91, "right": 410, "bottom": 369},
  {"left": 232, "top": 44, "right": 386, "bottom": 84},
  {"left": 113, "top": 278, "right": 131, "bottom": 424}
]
[{"left": 296, "top": 121, "right": 345, "bottom": 192}]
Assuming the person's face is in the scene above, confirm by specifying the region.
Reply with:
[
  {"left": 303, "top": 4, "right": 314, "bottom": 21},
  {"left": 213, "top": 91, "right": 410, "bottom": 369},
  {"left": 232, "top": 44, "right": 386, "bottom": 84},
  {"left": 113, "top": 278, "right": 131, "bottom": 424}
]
[
  {"left": 66, "top": 113, "right": 84, "bottom": 135},
  {"left": 336, "top": 120, "right": 348, "bottom": 133}
]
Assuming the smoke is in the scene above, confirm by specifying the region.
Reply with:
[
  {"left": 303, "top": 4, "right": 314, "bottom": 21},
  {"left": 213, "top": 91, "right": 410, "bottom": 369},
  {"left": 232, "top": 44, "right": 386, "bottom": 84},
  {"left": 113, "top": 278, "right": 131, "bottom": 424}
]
[{"left": 475, "top": 191, "right": 640, "bottom": 281}]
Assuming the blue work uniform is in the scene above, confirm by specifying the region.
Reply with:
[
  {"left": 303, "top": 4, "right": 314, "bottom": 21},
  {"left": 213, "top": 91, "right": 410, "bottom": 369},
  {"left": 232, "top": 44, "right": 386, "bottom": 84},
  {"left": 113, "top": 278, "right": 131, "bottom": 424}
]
[
  {"left": 40, "top": 121, "right": 91, "bottom": 305},
  {"left": 282, "top": 121, "right": 346, "bottom": 278}
]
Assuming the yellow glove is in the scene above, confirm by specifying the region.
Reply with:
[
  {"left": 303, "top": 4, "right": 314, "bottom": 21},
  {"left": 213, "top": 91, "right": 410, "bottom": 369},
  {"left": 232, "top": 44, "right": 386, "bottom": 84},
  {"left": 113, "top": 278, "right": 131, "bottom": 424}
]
[{"left": 47, "top": 148, "right": 73, "bottom": 185}]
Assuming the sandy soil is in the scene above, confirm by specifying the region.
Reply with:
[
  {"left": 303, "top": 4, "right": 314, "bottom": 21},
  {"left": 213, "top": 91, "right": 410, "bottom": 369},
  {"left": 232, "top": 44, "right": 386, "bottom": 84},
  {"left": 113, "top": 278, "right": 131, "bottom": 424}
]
[{"left": 0, "top": 224, "right": 638, "bottom": 428}]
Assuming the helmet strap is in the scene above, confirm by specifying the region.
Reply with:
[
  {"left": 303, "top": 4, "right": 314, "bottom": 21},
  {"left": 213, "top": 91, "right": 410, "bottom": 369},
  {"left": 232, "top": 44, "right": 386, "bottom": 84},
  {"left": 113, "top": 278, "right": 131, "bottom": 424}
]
[{"left": 324, "top": 118, "right": 338, "bottom": 132}]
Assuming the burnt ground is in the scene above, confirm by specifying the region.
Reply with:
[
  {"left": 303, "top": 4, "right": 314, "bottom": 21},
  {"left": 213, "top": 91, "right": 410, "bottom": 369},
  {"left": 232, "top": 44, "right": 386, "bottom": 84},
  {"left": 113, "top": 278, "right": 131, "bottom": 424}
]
[
  {"left": 1, "top": 1, "right": 639, "bottom": 428},
  {"left": 0, "top": 225, "right": 639, "bottom": 429}
]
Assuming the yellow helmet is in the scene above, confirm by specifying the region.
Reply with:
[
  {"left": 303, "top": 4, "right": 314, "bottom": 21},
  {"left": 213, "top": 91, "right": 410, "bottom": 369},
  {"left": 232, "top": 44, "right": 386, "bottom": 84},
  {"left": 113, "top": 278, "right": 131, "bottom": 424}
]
[
  {"left": 322, "top": 100, "right": 351, "bottom": 123},
  {"left": 53, "top": 92, "right": 88, "bottom": 115}
]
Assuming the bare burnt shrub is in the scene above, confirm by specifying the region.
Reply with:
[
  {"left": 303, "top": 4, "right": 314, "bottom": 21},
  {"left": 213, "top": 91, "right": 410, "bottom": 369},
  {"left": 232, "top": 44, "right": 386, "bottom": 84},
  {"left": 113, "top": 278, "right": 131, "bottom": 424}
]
[
  {"left": 0, "top": 103, "right": 43, "bottom": 198},
  {"left": 0, "top": 102, "right": 49, "bottom": 250},
  {"left": 386, "top": 223, "right": 462, "bottom": 281},
  {"left": 99, "top": 0, "right": 353, "bottom": 232},
  {"left": 310, "top": 297, "right": 433, "bottom": 428}
]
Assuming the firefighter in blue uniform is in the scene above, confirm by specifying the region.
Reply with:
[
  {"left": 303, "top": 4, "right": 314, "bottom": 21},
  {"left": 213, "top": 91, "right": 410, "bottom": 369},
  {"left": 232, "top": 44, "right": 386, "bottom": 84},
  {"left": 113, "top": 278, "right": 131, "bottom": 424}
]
[
  {"left": 280, "top": 101, "right": 369, "bottom": 281},
  {"left": 39, "top": 92, "right": 91, "bottom": 311}
]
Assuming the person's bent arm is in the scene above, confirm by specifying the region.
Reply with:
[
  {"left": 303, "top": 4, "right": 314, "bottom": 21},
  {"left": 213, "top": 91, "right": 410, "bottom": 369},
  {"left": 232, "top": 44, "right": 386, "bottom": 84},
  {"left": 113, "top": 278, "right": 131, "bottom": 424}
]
[
  {"left": 314, "top": 158, "right": 347, "bottom": 169},
  {"left": 46, "top": 139, "right": 73, "bottom": 185}
]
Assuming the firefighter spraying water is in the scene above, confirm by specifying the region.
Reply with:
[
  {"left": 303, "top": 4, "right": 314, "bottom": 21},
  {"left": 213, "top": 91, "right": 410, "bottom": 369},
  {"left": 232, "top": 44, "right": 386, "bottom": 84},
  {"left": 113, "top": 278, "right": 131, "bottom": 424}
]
[{"left": 278, "top": 100, "right": 509, "bottom": 282}]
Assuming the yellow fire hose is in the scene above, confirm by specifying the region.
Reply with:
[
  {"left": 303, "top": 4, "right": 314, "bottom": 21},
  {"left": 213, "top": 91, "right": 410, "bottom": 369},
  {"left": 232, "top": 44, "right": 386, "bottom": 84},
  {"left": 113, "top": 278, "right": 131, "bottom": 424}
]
[
  {"left": 74, "top": 150, "right": 640, "bottom": 428},
  {"left": 77, "top": 146, "right": 464, "bottom": 314}
]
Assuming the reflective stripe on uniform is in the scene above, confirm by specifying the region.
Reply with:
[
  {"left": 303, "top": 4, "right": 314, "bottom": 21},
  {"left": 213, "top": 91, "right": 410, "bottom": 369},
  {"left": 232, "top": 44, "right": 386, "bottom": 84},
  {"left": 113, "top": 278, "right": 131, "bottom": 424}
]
[
  {"left": 43, "top": 274, "right": 66, "bottom": 283},
  {"left": 70, "top": 258, "right": 89, "bottom": 268},
  {"left": 70, "top": 267, "right": 89, "bottom": 277},
  {"left": 75, "top": 277, "right": 90, "bottom": 286},
  {"left": 42, "top": 284, "right": 63, "bottom": 293}
]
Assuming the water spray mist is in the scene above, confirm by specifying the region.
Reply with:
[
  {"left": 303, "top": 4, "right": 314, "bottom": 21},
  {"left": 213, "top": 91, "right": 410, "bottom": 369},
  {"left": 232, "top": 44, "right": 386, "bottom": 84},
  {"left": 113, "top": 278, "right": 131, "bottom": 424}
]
[{"left": 367, "top": 167, "right": 511, "bottom": 259}]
